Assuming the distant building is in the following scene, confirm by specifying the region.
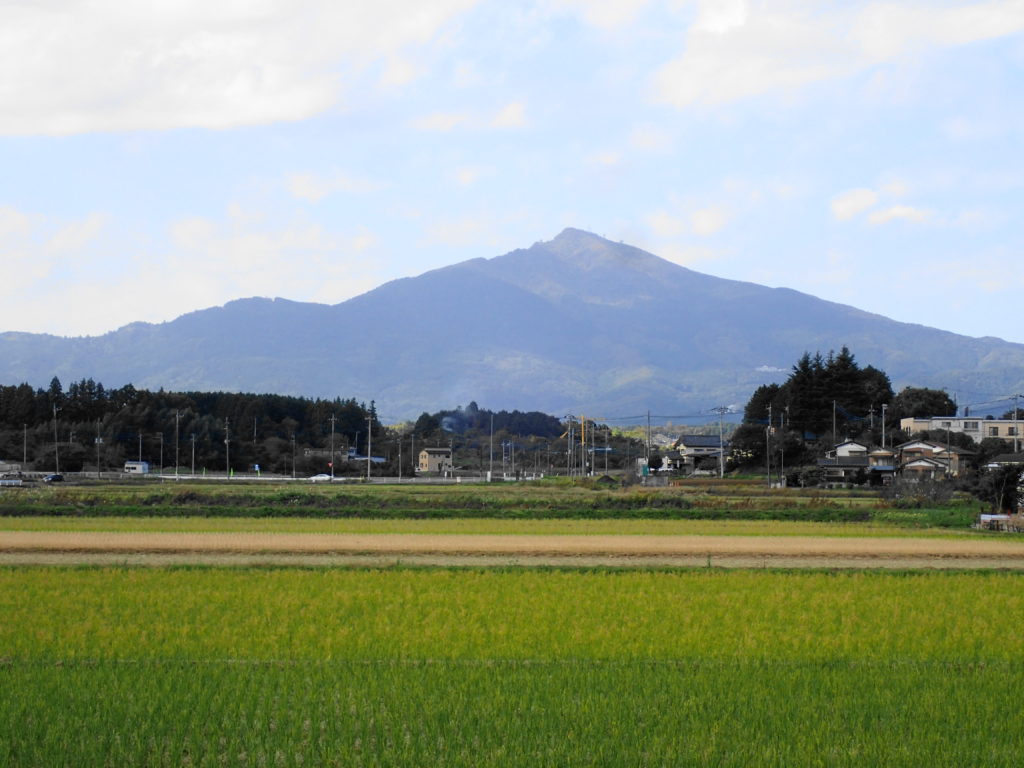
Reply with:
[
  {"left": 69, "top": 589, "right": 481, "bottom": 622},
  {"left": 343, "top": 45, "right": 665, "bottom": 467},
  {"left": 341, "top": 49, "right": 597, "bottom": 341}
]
[
  {"left": 985, "top": 452, "right": 1024, "bottom": 469},
  {"left": 419, "top": 447, "right": 453, "bottom": 474},
  {"left": 901, "top": 416, "right": 1021, "bottom": 442},
  {"left": 124, "top": 461, "right": 150, "bottom": 475}
]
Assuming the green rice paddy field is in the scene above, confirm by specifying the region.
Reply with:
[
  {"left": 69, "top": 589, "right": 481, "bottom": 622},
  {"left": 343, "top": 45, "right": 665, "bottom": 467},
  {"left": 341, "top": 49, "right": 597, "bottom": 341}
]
[{"left": 3, "top": 566, "right": 1024, "bottom": 766}]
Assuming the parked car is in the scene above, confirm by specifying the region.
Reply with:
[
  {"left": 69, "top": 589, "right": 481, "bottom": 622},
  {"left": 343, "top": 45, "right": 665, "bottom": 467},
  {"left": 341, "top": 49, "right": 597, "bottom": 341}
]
[
  {"left": 309, "top": 473, "right": 332, "bottom": 483},
  {"left": 42, "top": 474, "right": 64, "bottom": 483}
]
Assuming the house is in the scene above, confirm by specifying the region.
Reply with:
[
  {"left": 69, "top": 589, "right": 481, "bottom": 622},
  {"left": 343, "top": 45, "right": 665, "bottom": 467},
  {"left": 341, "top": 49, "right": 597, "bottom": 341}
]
[
  {"left": 671, "top": 434, "right": 728, "bottom": 474},
  {"left": 418, "top": 447, "right": 453, "bottom": 474},
  {"left": 124, "top": 461, "right": 150, "bottom": 474},
  {"left": 894, "top": 440, "right": 974, "bottom": 479},
  {"left": 817, "top": 441, "right": 897, "bottom": 483},
  {"left": 816, "top": 441, "right": 870, "bottom": 482},
  {"left": 900, "top": 416, "right": 1022, "bottom": 443},
  {"left": 983, "top": 452, "right": 1024, "bottom": 470}
]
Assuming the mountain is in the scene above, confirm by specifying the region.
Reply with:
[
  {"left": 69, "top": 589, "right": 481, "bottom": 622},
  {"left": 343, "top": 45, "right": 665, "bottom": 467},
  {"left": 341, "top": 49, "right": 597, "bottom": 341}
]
[{"left": 2, "top": 228, "right": 1023, "bottom": 420}]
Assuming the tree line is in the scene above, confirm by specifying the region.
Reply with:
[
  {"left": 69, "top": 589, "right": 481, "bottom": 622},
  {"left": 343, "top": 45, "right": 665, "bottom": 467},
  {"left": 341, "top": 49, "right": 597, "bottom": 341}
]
[
  {"left": 0, "top": 380, "right": 639, "bottom": 476},
  {"left": 0, "top": 377, "right": 383, "bottom": 475},
  {"left": 730, "top": 346, "right": 1014, "bottom": 476}
]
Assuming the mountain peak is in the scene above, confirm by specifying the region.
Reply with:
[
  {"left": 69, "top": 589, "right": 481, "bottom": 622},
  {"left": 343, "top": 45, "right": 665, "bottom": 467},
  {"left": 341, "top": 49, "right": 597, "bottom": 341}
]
[{"left": 536, "top": 227, "right": 675, "bottom": 280}]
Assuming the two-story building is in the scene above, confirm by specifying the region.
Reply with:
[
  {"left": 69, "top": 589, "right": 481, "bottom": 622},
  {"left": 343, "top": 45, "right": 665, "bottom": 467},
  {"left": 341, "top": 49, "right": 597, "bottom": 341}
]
[
  {"left": 817, "top": 440, "right": 871, "bottom": 482},
  {"left": 895, "top": 439, "right": 974, "bottom": 479},
  {"left": 900, "top": 416, "right": 1021, "bottom": 443},
  {"left": 816, "top": 441, "right": 898, "bottom": 483},
  {"left": 418, "top": 447, "right": 453, "bottom": 474},
  {"left": 669, "top": 434, "right": 728, "bottom": 474}
]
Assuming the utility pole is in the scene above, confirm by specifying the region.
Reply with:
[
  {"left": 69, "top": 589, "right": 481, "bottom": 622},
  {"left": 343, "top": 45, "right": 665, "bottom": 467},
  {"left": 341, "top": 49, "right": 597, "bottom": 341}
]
[
  {"left": 766, "top": 403, "right": 773, "bottom": 488},
  {"left": 138, "top": 432, "right": 142, "bottom": 462},
  {"left": 646, "top": 411, "right": 651, "bottom": 462},
  {"left": 1015, "top": 394, "right": 1021, "bottom": 454},
  {"left": 590, "top": 421, "right": 595, "bottom": 477},
  {"left": 52, "top": 405, "right": 60, "bottom": 474},
  {"left": 565, "top": 417, "right": 574, "bottom": 477},
  {"left": 95, "top": 419, "right": 102, "bottom": 480},
  {"left": 174, "top": 412, "right": 181, "bottom": 480},
  {"left": 191, "top": 433, "right": 196, "bottom": 477},
  {"left": 23, "top": 424, "right": 27, "bottom": 468},
  {"left": 580, "top": 416, "right": 586, "bottom": 477},
  {"left": 291, "top": 434, "right": 296, "bottom": 479},
  {"left": 779, "top": 409, "right": 785, "bottom": 487},
  {"left": 158, "top": 433, "right": 164, "bottom": 475},
  {"left": 712, "top": 406, "right": 730, "bottom": 478},
  {"left": 366, "top": 415, "right": 372, "bottom": 482},
  {"left": 489, "top": 413, "right": 494, "bottom": 479},
  {"left": 329, "top": 414, "right": 337, "bottom": 480},
  {"left": 881, "top": 404, "right": 888, "bottom": 450},
  {"left": 832, "top": 400, "right": 837, "bottom": 443},
  {"left": 224, "top": 417, "right": 231, "bottom": 479}
]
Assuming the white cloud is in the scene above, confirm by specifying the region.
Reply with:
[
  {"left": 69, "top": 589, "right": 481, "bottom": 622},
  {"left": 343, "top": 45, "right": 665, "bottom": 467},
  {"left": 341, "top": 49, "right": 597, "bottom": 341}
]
[
  {"left": 411, "top": 111, "right": 470, "bottom": 132},
  {"left": 645, "top": 200, "right": 731, "bottom": 237},
  {"left": 378, "top": 56, "right": 421, "bottom": 87},
  {"left": 646, "top": 210, "right": 687, "bottom": 237},
  {"left": 424, "top": 216, "right": 497, "bottom": 247},
  {"left": 452, "top": 166, "right": 490, "bottom": 186},
  {"left": 867, "top": 204, "right": 933, "bottom": 225},
  {"left": 690, "top": 206, "right": 730, "bottom": 236},
  {"left": 551, "top": 0, "right": 652, "bottom": 29},
  {"left": 941, "top": 115, "right": 1008, "bottom": 141},
  {"left": 0, "top": 0, "right": 479, "bottom": 135},
  {"left": 0, "top": 204, "right": 385, "bottom": 335},
  {"left": 0, "top": 207, "right": 34, "bottom": 240},
  {"left": 628, "top": 124, "right": 673, "bottom": 152},
  {"left": 286, "top": 172, "right": 384, "bottom": 203},
  {"left": 806, "top": 251, "right": 854, "bottom": 286},
  {"left": 951, "top": 207, "right": 1002, "bottom": 230},
  {"left": 412, "top": 101, "right": 528, "bottom": 132},
  {"left": 586, "top": 150, "right": 622, "bottom": 166},
  {"left": 879, "top": 178, "right": 910, "bottom": 197},
  {"left": 452, "top": 60, "right": 483, "bottom": 87},
  {"left": 653, "top": 0, "right": 1024, "bottom": 109},
  {"left": 830, "top": 187, "right": 879, "bottom": 220},
  {"left": 421, "top": 211, "right": 527, "bottom": 248},
  {"left": 45, "top": 213, "right": 108, "bottom": 253},
  {"left": 491, "top": 101, "right": 527, "bottom": 128}
]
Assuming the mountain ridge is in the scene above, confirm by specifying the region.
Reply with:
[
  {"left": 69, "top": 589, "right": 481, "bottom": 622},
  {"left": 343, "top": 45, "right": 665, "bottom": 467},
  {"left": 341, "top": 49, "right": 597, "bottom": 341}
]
[{"left": 2, "top": 228, "right": 1022, "bottom": 420}]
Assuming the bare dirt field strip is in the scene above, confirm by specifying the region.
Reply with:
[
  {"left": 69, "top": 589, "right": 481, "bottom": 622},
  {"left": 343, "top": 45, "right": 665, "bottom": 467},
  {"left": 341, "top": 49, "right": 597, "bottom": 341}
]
[{"left": 4, "top": 531, "right": 1024, "bottom": 569}]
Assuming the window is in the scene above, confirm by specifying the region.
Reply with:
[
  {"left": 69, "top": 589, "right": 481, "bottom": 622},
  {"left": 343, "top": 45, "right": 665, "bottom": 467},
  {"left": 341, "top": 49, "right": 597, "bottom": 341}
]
[
  {"left": 1010, "top": 428, "right": 1018, "bottom": 436},
  {"left": 990, "top": 427, "right": 1000, "bottom": 437},
  {"left": 941, "top": 422, "right": 951, "bottom": 429},
  {"left": 964, "top": 421, "right": 979, "bottom": 430}
]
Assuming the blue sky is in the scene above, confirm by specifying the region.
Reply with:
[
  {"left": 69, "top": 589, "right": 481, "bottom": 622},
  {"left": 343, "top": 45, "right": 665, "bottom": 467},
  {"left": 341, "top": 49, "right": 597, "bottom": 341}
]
[{"left": 1, "top": 0, "right": 1022, "bottom": 344}]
